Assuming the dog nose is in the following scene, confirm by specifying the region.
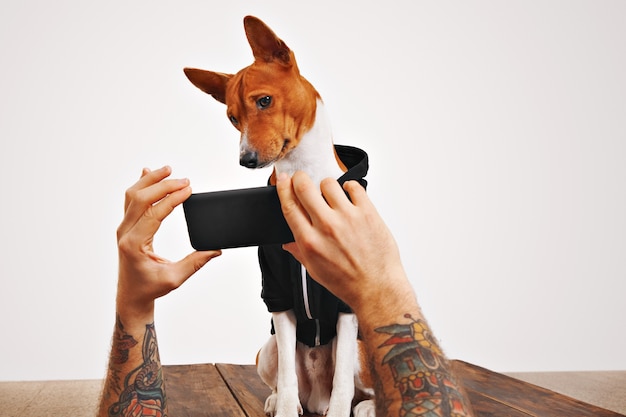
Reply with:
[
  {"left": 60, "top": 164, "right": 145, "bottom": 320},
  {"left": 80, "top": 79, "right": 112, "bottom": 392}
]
[{"left": 240, "top": 151, "right": 259, "bottom": 168}]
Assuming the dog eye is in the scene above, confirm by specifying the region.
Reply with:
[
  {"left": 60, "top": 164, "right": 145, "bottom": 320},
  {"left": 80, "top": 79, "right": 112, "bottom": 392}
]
[
  {"left": 256, "top": 96, "right": 272, "bottom": 109},
  {"left": 228, "top": 115, "right": 239, "bottom": 125}
]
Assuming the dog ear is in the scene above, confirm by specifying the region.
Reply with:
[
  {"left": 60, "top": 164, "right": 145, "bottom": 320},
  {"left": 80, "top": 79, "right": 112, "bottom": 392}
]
[
  {"left": 243, "top": 15, "right": 292, "bottom": 66},
  {"left": 183, "top": 68, "right": 232, "bottom": 104}
]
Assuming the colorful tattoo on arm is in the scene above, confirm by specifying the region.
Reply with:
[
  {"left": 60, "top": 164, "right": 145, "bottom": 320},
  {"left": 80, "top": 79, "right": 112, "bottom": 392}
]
[
  {"left": 375, "top": 314, "right": 472, "bottom": 417},
  {"left": 108, "top": 319, "right": 167, "bottom": 417}
]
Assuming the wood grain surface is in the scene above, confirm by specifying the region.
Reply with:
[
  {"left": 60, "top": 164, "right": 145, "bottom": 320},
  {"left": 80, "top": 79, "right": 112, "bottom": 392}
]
[{"left": 161, "top": 361, "right": 624, "bottom": 416}]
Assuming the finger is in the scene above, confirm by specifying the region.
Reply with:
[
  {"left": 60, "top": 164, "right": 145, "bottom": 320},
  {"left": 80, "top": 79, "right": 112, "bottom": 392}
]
[
  {"left": 148, "top": 183, "right": 192, "bottom": 223},
  {"left": 128, "top": 184, "right": 191, "bottom": 241},
  {"left": 118, "top": 178, "right": 190, "bottom": 240},
  {"left": 171, "top": 250, "right": 223, "bottom": 286},
  {"left": 124, "top": 167, "right": 152, "bottom": 211},
  {"left": 276, "top": 172, "right": 313, "bottom": 236},
  {"left": 342, "top": 180, "right": 370, "bottom": 207},
  {"left": 124, "top": 166, "right": 172, "bottom": 212},
  {"left": 282, "top": 242, "right": 303, "bottom": 262},
  {"left": 289, "top": 171, "right": 333, "bottom": 226},
  {"left": 319, "top": 177, "right": 353, "bottom": 210}
]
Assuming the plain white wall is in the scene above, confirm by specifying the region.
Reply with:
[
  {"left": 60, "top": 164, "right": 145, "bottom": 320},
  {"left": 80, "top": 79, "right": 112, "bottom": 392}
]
[{"left": 1, "top": 1, "right": 624, "bottom": 381}]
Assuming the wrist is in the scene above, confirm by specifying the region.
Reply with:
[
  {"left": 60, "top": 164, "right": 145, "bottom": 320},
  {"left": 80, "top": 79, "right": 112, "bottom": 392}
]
[
  {"left": 351, "top": 266, "right": 417, "bottom": 329},
  {"left": 115, "top": 291, "right": 155, "bottom": 328},
  {"left": 115, "top": 268, "right": 157, "bottom": 323}
]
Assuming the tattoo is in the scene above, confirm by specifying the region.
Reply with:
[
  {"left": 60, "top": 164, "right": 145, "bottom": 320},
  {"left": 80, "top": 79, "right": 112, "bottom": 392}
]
[
  {"left": 106, "top": 315, "right": 139, "bottom": 396},
  {"left": 376, "top": 314, "right": 472, "bottom": 417},
  {"left": 112, "top": 315, "right": 138, "bottom": 365},
  {"left": 108, "top": 321, "right": 167, "bottom": 417}
]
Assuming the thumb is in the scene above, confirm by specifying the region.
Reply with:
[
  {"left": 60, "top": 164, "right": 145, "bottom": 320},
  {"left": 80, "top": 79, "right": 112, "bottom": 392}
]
[
  {"left": 282, "top": 242, "right": 303, "bottom": 264},
  {"left": 175, "top": 250, "right": 222, "bottom": 280}
]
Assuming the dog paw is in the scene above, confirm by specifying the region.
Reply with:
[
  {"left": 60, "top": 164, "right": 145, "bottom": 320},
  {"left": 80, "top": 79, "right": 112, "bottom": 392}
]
[
  {"left": 353, "top": 399, "right": 376, "bottom": 417},
  {"left": 324, "top": 390, "right": 352, "bottom": 417},
  {"left": 324, "top": 405, "right": 350, "bottom": 417},
  {"left": 264, "top": 393, "right": 278, "bottom": 416},
  {"left": 325, "top": 402, "right": 352, "bottom": 417},
  {"left": 264, "top": 392, "right": 303, "bottom": 417}
]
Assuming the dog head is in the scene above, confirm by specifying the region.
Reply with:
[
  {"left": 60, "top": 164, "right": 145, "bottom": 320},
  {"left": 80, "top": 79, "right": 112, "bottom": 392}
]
[{"left": 184, "top": 16, "right": 320, "bottom": 169}]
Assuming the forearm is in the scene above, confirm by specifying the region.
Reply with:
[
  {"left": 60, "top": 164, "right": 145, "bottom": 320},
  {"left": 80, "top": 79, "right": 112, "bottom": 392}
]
[
  {"left": 98, "top": 166, "right": 220, "bottom": 416},
  {"left": 355, "top": 279, "right": 475, "bottom": 417},
  {"left": 98, "top": 305, "right": 167, "bottom": 417},
  {"left": 275, "top": 172, "right": 474, "bottom": 415}
]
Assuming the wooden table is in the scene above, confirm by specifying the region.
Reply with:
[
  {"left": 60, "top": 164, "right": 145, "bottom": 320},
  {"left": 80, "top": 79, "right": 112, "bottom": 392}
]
[{"left": 162, "top": 360, "right": 623, "bottom": 416}]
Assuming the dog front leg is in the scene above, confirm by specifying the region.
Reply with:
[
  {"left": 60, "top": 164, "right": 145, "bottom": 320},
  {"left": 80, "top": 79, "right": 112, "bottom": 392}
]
[
  {"left": 271, "top": 310, "right": 303, "bottom": 417},
  {"left": 326, "top": 312, "right": 358, "bottom": 417}
]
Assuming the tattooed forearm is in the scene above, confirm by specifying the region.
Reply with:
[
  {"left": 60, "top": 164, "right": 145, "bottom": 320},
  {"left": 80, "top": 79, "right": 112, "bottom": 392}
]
[
  {"left": 106, "top": 315, "right": 139, "bottom": 397},
  {"left": 375, "top": 314, "right": 473, "bottom": 417},
  {"left": 112, "top": 316, "right": 139, "bottom": 365},
  {"left": 101, "top": 317, "right": 167, "bottom": 417}
]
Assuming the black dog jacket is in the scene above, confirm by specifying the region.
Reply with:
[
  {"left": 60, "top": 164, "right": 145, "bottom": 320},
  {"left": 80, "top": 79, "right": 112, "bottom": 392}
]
[{"left": 258, "top": 145, "right": 369, "bottom": 347}]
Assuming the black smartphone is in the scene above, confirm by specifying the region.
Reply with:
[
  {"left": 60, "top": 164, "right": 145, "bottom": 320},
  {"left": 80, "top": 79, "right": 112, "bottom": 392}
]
[{"left": 182, "top": 186, "right": 294, "bottom": 250}]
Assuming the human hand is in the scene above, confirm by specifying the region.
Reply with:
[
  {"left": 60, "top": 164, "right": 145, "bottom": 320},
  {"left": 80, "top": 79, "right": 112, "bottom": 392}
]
[
  {"left": 116, "top": 166, "right": 221, "bottom": 318},
  {"left": 276, "top": 171, "right": 410, "bottom": 314},
  {"left": 276, "top": 172, "right": 475, "bottom": 417}
]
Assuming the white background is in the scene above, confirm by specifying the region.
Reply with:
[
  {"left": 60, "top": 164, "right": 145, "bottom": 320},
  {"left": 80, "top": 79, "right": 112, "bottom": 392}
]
[{"left": 1, "top": 1, "right": 624, "bottom": 381}]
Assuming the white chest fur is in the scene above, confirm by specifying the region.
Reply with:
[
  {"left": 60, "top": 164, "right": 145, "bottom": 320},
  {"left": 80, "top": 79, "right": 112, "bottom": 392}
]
[{"left": 274, "top": 99, "right": 344, "bottom": 185}]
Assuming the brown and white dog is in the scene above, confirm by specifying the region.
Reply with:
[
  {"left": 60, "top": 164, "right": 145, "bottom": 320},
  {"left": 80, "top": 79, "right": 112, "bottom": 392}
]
[{"left": 184, "top": 16, "right": 374, "bottom": 417}]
